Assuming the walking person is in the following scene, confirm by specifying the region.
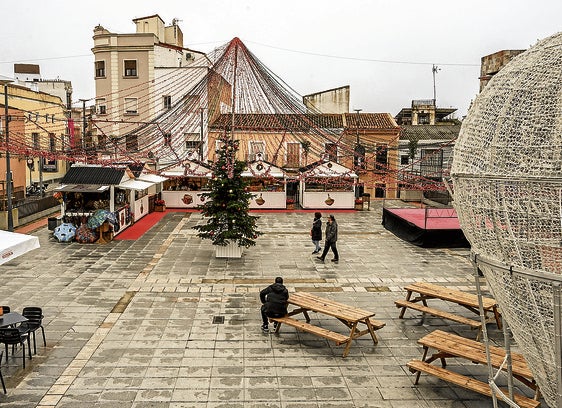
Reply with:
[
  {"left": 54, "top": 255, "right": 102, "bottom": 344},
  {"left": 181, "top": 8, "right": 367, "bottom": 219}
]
[
  {"left": 316, "top": 214, "right": 339, "bottom": 262},
  {"left": 259, "top": 277, "right": 289, "bottom": 333},
  {"left": 311, "top": 212, "right": 322, "bottom": 254}
]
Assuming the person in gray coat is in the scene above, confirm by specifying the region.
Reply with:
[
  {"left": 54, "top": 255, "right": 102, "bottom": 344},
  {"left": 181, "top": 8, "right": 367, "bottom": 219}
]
[{"left": 316, "top": 214, "right": 339, "bottom": 262}]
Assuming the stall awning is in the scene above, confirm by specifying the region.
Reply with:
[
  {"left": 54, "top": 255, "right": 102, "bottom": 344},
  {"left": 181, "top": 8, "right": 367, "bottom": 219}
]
[
  {"left": 119, "top": 179, "right": 154, "bottom": 191},
  {"left": 55, "top": 184, "right": 110, "bottom": 193},
  {"left": 138, "top": 173, "right": 168, "bottom": 183}
]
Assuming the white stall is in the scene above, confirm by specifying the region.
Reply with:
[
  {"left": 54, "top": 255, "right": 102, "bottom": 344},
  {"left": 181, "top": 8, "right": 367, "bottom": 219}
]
[
  {"left": 160, "top": 161, "right": 212, "bottom": 208},
  {"left": 242, "top": 162, "right": 287, "bottom": 209},
  {"left": 299, "top": 161, "right": 357, "bottom": 209}
]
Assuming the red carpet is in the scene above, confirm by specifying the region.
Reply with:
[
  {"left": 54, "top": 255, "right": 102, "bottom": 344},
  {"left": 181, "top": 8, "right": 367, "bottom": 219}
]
[{"left": 114, "top": 211, "right": 168, "bottom": 240}]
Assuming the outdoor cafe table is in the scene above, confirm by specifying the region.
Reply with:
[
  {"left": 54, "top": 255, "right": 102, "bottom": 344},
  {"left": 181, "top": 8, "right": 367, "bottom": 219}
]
[
  {"left": 0, "top": 312, "right": 28, "bottom": 327},
  {"left": 272, "top": 291, "right": 385, "bottom": 357}
]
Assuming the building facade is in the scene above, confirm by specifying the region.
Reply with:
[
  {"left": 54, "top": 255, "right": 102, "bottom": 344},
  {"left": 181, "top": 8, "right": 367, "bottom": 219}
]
[{"left": 91, "top": 14, "right": 211, "bottom": 161}]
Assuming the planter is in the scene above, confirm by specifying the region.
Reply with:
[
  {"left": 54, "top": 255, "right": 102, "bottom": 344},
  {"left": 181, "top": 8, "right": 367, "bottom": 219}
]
[
  {"left": 215, "top": 242, "right": 243, "bottom": 258},
  {"left": 154, "top": 205, "right": 166, "bottom": 212},
  {"left": 354, "top": 203, "right": 363, "bottom": 211},
  {"left": 286, "top": 204, "right": 295, "bottom": 210}
]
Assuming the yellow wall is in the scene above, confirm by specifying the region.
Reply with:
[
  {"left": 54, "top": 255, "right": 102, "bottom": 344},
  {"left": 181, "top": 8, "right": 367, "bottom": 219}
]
[{"left": 0, "top": 84, "right": 68, "bottom": 187}]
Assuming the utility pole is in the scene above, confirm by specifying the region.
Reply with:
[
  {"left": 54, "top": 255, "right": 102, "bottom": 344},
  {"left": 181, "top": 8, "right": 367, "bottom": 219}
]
[
  {"left": 432, "top": 64, "right": 441, "bottom": 106},
  {"left": 2, "top": 79, "right": 14, "bottom": 231},
  {"left": 79, "top": 99, "right": 88, "bottom": 150}
]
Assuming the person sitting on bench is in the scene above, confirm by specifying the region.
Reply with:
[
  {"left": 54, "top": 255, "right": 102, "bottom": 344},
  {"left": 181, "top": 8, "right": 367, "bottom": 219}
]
[{"left": 260, "top": 277, "right": 289, "bottom": 333}]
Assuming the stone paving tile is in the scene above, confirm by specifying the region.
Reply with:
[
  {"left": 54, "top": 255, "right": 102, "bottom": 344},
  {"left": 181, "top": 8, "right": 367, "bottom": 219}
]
[{"left": 0, "top": 204, "right": 544, "bottom": 407}]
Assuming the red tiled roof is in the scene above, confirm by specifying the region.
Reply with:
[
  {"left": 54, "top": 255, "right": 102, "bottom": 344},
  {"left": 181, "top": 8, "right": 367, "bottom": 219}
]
[{"left": 210, "top": 113, "right": 398, "bottom": 131}]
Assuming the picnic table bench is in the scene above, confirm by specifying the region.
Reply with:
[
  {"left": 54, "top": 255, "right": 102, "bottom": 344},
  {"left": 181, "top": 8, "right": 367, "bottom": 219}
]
[
  {"left": 395, "top": 282, "right": 501, "bottom": 337},
  {"left": 408, "top": 330, "right": 540, "bottom": 408},
  {"left": 269, "top": 292, "right": 385, "bottom": 357}
]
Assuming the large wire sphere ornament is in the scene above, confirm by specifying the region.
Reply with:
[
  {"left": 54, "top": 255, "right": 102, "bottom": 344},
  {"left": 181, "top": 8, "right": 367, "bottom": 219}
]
[{"left": 451, "top": 32, "right": 562, "bottom": 407}]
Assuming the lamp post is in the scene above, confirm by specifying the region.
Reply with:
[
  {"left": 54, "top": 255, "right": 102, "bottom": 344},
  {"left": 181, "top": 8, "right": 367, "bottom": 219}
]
[{"left": 0, "top": 78, "right": 14, "bottom": 231}]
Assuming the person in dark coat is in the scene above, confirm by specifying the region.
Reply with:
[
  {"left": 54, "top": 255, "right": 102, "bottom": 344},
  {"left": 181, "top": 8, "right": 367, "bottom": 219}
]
[
  {"left": 260, "top": 277, "right": 289, "bottom": 332},
  {"left": 311, "top": 212, "right": 322, "bottom": 254},
  {"left": 317, "top": 214, "right": 339, "bottom": 262}
]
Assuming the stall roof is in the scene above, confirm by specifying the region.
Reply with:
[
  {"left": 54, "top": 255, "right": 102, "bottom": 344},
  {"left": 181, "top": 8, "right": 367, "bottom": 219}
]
[
  {"left": 61, "top": 165, "right": 127, "bottom": 185},
  {"left": 55, "top": 184, "right": 110, "bottom": 193},
  {"left": 119, "top": 179, "right": 154, "bottom": 191},
  {"left": 161, "top": 164, "right": 212, "bottom": 178},
  {"left": 138, "top": 173, "right": 168, "bottom": 183},
  {"left": 241, "top": 161, "right": 286, "bottom": 178},
  {"left": 300, "top": 161, "right": 358, "bottom": 178}
]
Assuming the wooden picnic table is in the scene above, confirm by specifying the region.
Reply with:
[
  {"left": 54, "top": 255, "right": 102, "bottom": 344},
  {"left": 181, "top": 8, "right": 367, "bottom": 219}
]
[
  {"left": 408, "top": 330, "right": 540, "bottom": 408},
  {"left": 395, "top": 282, "right": 502, "bottom": 337},
  {"left": 270, "top": 291, "right": 385, "bottom": 357}
]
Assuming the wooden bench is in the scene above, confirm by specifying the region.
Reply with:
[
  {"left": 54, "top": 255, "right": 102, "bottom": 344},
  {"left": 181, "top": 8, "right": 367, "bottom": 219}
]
[
  {"left": 407, "top": 360, "right": 540, "bottom": 408},
  {"left": 408, "top": 330, "right": 540, "bottom": 406},
  {"left": 395, "top": 299, "right": 482, "bottom": 329},
  {"left": 270, "top": 316, "right": 349, "bottom": 344},
  {"left": 395, "top": 282, "right": 501, "bottom": 335}
]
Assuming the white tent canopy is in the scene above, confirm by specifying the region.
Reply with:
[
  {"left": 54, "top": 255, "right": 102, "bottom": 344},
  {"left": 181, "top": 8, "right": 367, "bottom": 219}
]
[{"left": 0, "top": 230, "right": 40, "bottom": 265}]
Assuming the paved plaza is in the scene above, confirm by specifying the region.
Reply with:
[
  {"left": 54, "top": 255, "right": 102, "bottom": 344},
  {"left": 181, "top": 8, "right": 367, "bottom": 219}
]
[{"left": 0, "top": 203, "right": 539, "bottom": 407}]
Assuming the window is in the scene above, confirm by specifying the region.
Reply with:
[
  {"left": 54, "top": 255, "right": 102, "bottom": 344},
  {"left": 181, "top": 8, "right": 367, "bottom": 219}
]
[
  {"left": 375, "top": 145, "right": 388, "bottom": 171},
  {"left": 126, "top": 134, "right": 138, "bottom": 151},
  {"left": 163, "top": 132, "right": 172, "bottom": 146},
  {"left": 249, "top": 141, "right": 266, "bottom": 161},
  {"left": 418, "top": 113, "right": 430, "bottom": 125},
  {"left": 95, "top": 60, "right": 105, "bottom": 78},
  {"left": 124, "top": 98, "right": 138, "bottom": 115},
  {"left": 96, "top": 98, "right": 107, "bottom": 115},
  {"left": 49, "top": 133, "right": 56, "bottom": 152},
  {"left": 420, "top": 149, "right": 444, "bottom": 179},
  {"left": 163, "top": 95, "right": 172, "bottom": 110},
  {"left": 32, "top": 132, "right": 40, "bottom": 150},
  {"left": 401, "top": 155, "right": 410, "bottom": 166},
  {"left": 185, "top": 133, "right": 202, "bottom": 159},
  {"left": 97, "top": 133, "right": 107, "bottom": 149},
  {"left": 286, "top": 142, "right": 300, "bottom": 168},
  {"left": 325, "top": 143, "right": 337, "bottom": 162},
  {"left": 124, "top": 60, "right": 137, "bottom": 77}
]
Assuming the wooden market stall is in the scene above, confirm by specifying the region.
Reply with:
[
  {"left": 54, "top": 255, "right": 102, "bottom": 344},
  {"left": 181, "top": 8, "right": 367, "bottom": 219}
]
[
  {"left": 160, "top": 161, "right": 212, "bottom": 208},
  {"left": 299, "top": 161, "right": 357, "bottom": 209},
  {"left": 242, "top": 161, "right": 287, "bottom": 209}
]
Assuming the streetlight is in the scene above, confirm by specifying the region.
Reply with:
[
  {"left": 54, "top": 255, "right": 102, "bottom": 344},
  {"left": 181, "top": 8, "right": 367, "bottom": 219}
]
[
  {"left": 353, "top": 109, "right": 364, "bottom": 169},
  {"left": 0, "top": 77, "right": 14, "bottom": 231}
]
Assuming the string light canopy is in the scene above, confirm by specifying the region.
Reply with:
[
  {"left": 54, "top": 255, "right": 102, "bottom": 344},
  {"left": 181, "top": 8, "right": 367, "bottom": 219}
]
[{"left": 3, "top": 37, "right": 453, "bottom": 194}]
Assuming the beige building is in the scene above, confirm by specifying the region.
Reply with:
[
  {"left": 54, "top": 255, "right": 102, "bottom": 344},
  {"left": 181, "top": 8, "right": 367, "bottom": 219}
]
[
  {"left": 0, "top": 83, "right": 68, "bottom": 198},
  {"left": 479, "top": 49, "right": 524, "bottom": 92},
  {"left": 92, "top": 14, "right": 212, "bottom": 162},
  {"left": 303, "top": 86, "right": 350, "bottom": 114}
]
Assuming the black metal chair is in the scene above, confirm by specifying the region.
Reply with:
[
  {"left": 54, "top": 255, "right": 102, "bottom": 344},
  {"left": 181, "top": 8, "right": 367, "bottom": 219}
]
[
  {"left": 1, "top": 306, "right": 10, "bottom": 314},
  {"left": 0, "top": 328, "right": 30, "bottom": 368},
  {"left": 0, "top": 350, "right": 5, "bottom": 393},
  {"left": 19, "top": 307, "right": 45, "bottom": 355}
]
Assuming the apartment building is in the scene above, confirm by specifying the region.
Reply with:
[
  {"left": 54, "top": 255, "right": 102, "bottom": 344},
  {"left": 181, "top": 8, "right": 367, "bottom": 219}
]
[{"left": 91, "top": 15, "right": 211, "bottom": 163}]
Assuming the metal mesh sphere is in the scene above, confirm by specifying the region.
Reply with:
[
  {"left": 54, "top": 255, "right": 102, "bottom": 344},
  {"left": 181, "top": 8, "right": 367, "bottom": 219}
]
[{"left": 451, "top": 32, "right": 562, "bottom": 407}]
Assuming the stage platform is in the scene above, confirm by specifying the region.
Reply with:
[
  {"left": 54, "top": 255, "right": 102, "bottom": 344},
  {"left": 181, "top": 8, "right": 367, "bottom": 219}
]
[{"left": 382, "top": 207, "right": 470, "bottom": 248}]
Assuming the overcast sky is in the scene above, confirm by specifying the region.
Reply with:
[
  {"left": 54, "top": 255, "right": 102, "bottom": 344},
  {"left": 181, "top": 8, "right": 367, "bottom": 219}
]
[{"left": 1, "top": 0, "right": 561, "bottom": 118}]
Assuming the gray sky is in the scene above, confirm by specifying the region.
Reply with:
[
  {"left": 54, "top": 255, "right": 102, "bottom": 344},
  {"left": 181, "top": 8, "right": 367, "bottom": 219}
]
[{"left": 1, "top": 0, "right": 561, "bottom": 118}]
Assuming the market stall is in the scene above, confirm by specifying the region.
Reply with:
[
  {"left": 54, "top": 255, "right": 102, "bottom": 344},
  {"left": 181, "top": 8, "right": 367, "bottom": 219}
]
[
  {"left": 241, "top": 161, "right": 287, "bottom": 209},
  {"left": 54, "top": 164, "right": 154, "bottom": 240},
  {"left": 299, "top": 161, "right": 357, "bottom": 209},
  {"left": 160, "top": 161, "right": 212, "bottom": 208}
]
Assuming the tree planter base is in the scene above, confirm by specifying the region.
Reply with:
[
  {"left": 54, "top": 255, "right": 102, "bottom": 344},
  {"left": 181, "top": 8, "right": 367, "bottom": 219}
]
[{"left": 215, "top": 242, "right": 243, "bottom": 258}]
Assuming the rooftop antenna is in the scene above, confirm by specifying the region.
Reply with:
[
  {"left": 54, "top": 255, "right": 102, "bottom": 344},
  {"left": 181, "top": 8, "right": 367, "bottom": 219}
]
[
  {"left": 172, "top": 18, "right": 182, "bottom": 26},
  {"left": 432, "top": 64, "right": 441, "bottom": 106}
]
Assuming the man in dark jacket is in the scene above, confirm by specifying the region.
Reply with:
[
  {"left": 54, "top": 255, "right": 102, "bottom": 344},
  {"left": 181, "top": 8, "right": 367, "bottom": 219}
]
[{"left": 260, "top": 277, "right": 289, "bottom": 333}]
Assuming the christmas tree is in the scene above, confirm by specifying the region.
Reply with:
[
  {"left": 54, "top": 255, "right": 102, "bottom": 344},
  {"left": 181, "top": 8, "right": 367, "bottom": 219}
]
[{"left": 193, "top": 136, "right": 262, "bottom": 247}]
